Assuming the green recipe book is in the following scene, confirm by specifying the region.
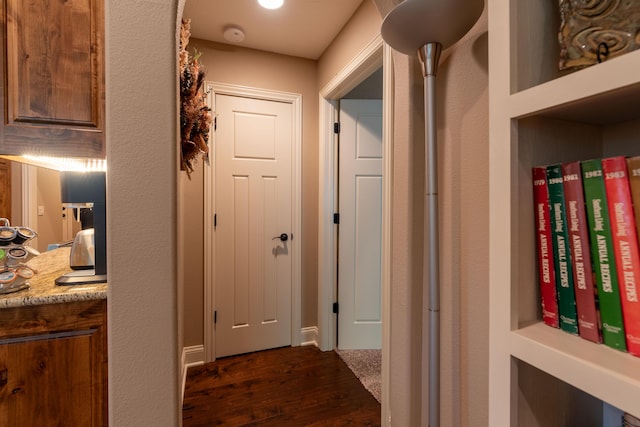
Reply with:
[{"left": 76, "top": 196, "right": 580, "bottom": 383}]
[
  {"left": 546, "top": 164, "right": 579, "bottom": 334},
  {"left": 581, "top": 159, "right": 626, "bottom": 351}
]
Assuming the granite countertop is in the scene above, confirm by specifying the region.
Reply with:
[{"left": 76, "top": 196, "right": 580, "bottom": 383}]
[{"left": 0, "top": 246, "right": 107, "bottom": 309}]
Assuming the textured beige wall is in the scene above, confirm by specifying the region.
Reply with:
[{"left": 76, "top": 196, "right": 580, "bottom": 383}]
[
  {"left": 318, "top": 0, "right": 382, "bottom": 90},
  {"left": 106, "top": 1, "right": 180, "bottom": 424},
  {"left": 437, "top": 11, "right": 489, "bottom": 427},
  {"left": 387, "top": 51, "right": 427, "bottom": 425},
  {"left": 179, "top": 39, "right": 319, "bottom": 345}
]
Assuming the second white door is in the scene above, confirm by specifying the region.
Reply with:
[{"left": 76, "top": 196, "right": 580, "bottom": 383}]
[
  {"left": 338, "top": 99, "right": 383, "bottom": 349},
  {"left": 214, "top": 94, "right": 293, "bottom": 358}
]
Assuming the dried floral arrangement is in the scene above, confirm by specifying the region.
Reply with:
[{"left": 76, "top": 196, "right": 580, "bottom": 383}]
[{"left": 180, "top": 19, "right": 212, "bottom": 178}]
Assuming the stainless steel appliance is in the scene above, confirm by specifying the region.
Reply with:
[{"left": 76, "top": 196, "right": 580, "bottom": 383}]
[{"left": 55, "top": 171, "right": 107, "bottom": 285}]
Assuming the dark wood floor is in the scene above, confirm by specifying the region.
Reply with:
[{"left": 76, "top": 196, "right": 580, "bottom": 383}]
[{"left": 182, "top": 346, "right": 381, "bottom": 426}]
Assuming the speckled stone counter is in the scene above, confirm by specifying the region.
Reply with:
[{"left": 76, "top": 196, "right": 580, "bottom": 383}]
[{"left": 0, "top": 246, "right": 107, "bottom": 308}]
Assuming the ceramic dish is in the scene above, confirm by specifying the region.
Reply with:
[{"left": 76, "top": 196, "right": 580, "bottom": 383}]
[
  {"left": 0, "top": 227, "right": 16, "bottom": 246},
  {"left": 14, "top": 265, "right": 36, "bottom": 279},
  {"left": 0, "top": 268, "right": 16, "bottom": 290},
  {"left": 0, "top": 265, "right": 35, "bottom": 294},
  {"left": 12, "top": 227, "right": 37, "bottom": 244},
  {"left": 5, "top": 247, "right": 28, "bottom": 266}
]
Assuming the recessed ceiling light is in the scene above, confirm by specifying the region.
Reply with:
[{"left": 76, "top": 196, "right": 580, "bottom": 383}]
[{"left": 258, "top": 0, "right": 284, "bottom": 10}]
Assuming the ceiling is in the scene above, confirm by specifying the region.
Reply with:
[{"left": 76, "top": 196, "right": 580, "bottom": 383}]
[{"left": 182, "top": 0, "right": 364, "bottom": 60}]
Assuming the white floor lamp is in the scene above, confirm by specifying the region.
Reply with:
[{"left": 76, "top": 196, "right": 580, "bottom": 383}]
[{"left": 381, "top": 1, "right": 484, "bottom": 426}]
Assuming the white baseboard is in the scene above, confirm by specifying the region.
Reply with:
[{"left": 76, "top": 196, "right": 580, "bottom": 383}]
[
  {"left": 184, "top": 345, "right": 205, "bottom": 367},
  {"left": 181, "top": 345, "right": 205, "bottom": 402},
  {"left": 300, "top": 326, "right": 319, "bottom": 347}
]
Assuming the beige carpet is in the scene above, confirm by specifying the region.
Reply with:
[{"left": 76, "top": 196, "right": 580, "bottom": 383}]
[{"left": 335, "top": 349, "right": 381, "bottom": 403}]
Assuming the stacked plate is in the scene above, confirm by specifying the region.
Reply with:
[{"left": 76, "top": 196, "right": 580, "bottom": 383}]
[
  {"left": 0, "top": 218, "right": 39, "bottom": 294},
  {"left": 0, "top": 217, "right": 37, "bottom": 246}
]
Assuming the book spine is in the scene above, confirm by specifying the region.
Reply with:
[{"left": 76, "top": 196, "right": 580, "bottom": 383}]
[
  {"left": 546, "top": 164, "right": 579, "bottom": 334},
  {"left": 532, "top": 167, "right": 560, "bottom": 328},
  {"left": 581, "top": 159, "right": 626, "bottom": 351},
  {"left": 562, "top": 161, "right": 601, "bottom": 343},
  {"left": 602, "top": 156, "right": 640, "bottom": 356},
  {"left": 627, "top": 156, "right": 640, "bottom": 242}
]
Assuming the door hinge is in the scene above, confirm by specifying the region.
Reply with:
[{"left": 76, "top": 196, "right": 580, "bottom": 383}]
[
  {"left": 214, "top": 310, "right": 217, "bottom": 324},
  {"left": 333, "top": 213, "right": 340, "bottom": 224},
  {"left": 332, "top": 302, "right": 339, "bottom": 314},
  {"left": 334, "top": 122, "right": 340, "bottom": 134}
]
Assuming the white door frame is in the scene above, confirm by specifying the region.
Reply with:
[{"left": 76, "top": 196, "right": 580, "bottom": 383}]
[
  {"left": 317, "top": 34, "right": 393, "bottom": 425},
  {"left": 203, "top": 82, "right": 303, "bottom": 362},
  {"left": 17, "top": 164, "right": 39, "bottom": 249}
]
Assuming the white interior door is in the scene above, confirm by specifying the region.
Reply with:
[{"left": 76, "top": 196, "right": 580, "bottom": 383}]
[
  {"left": 214, "top": 94, "right": 293, "bottom": 358},
  {"left": 338, "top": 99, "right": 383, "bottom": 349}
]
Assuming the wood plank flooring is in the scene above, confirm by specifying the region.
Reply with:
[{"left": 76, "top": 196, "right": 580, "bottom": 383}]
[{"left": 182, "top": 346, "right": 381, "bottom": 426}]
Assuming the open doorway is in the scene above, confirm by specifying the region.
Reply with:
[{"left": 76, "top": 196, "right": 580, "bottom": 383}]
[
  {"left": 318, "top": 35, "right": 393, "bottom": 423},
  {"left": 337, "top": 72, "right": 383, "bottom": 350}
]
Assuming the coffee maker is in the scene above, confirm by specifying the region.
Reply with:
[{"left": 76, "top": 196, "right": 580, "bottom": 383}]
[{"left": 55, "top": 171, "right": 107, "bottom": 285}]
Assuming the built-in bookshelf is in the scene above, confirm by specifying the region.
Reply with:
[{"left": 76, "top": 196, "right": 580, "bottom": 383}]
[{"left": 489, "top": 0, "right": 640, "bottom": 425}]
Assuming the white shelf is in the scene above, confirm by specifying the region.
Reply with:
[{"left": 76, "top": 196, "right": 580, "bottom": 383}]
[
  {"left": 509, "top": 49, "right": 640, "bottom": 124},
  {"left": 489, "top": 0, "right": 640, "bottom": 424},
  {"left": 511, "top": 323, "right": 640, "bottom": 417}
]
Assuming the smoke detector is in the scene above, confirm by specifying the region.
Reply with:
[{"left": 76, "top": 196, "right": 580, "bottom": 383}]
[{"left": 223, "top": 26, "right": 245, "bottom": 43}]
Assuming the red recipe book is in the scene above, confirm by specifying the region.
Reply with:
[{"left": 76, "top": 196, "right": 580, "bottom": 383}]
[
  {"left": 602, "top": 156, "right": 640, "bottom": 356},
  {"left": 532, "top": 166, "right": 560, "bottom": 328}
]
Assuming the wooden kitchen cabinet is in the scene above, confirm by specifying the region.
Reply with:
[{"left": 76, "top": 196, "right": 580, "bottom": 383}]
[
  {"left": 0, "top": 299, "right": 107, "bottom": 426},
  {"left": 0, "top": 0, "right": 105, "bottom": 157}
]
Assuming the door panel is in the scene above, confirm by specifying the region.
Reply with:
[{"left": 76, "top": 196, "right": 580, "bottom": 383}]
[
  {"left": 0, "top": 160, "right": 10, "bottom": 220},
  {"left": 354, "top": 175, "right": 383, "bottom": 321},
  {"left": 215, "top": 94, "right": 292, "bottom": 358},
  {"left": 338, "top": 99, "right": 383, "bottom": 349}
]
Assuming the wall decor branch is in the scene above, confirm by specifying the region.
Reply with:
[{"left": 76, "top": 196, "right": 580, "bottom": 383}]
[{"left": 180, "top": 19, "right": 212, "bottom": 178}]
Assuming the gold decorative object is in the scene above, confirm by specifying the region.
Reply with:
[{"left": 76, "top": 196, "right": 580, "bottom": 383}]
[
  {"left": 559, "top": 0, "right": 640, "bottom": 70},
  {"left": 180, "top": 19, "right": 212, "bottom": 178}
]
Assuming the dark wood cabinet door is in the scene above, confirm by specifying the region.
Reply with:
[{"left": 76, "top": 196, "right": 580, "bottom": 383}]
[
  {"left": 0, "top": 335, "right": 94, "bottom": 426},
  {"left": 0, "top": 300, "right": 107, "bottom": 426},
  {"left": 0, "top": 0, "right": 105, "bottom": 157}
]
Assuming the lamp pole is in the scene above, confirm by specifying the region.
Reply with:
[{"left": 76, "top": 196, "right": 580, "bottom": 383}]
[
  {"left": 381, "top": 1, "right": 483, "bottom": 425},
  {"left": 419, "top": 42, "right": 442, "bottom": 427}
]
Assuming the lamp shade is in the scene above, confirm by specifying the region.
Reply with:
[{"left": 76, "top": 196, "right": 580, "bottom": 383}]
[{"left": 381, "top": 0, "right": 484, "bottom": 54}]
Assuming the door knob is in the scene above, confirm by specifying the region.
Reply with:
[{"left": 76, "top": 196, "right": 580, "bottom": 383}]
[{"left": 272, "top": 233, "right": 288, "bottom": 242}]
